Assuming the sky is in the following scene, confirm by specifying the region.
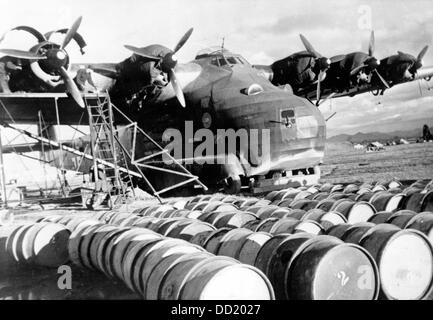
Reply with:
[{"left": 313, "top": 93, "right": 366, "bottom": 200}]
[
  {"left": 1, "top": 0, "right": 433, "bottom": 137},
  {"left": 0, "top": 0, "right": 433, "bottom": 182}
]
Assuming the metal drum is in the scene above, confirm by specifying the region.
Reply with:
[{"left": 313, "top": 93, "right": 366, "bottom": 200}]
[
  {"left": 405, "top": 212, "right": 433, "bottom": 243},
  {"left": 237, "top": 232, "right": 273, "bottom": 265},
  {"left": 286, "top": 235, "right": 379, "bottom": 300},
  {"left": 359, "top": 224, "right": 433, "bottom": 300}
]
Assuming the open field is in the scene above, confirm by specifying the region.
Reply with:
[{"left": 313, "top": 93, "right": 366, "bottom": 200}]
[{"left": 320, "top": 142, "right": 433, "bottom": 184}]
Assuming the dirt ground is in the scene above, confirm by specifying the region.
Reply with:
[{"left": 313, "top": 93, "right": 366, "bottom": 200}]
[{"left": 320, "top": 142, "right": 433, "bottom": 184}]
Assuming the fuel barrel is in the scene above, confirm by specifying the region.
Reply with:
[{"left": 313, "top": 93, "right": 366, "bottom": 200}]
[
  {"left": 332, "top": 200, "right": 376, "bottom": 223},
  {"left": 202, "top": 228, "right": 233, "bottom": 254},
  {"left": 263, "top": 233, "right": 313, "bottom": 299},
  {"left": 386, "top": 210, "right": 417, "bottom": 228},
  {"left": 294, "top": 220, "right": 325, "bottom": 235},
  {"left": 159, "top": 256, "right": 275, "bottom": 300},
  {"left": 421, "top": 191, "right": 433, "bottom": 212},
  {"left": 213, "top": 212, "right": 258, "bottom": 229},
  {"left": 367, "top": 211, "right": 393, "bottom": 224},
  {"left": 255, "top": 218, "right": 281, "bottom": 233},
  {"left": 21, "top": 222, "right": 70, "bottom": 267},
  {"left": 340, "top": 223, "right": 375, "bottom": 244},
  {"left": 268, "top": 218, "right": 301, "bottom": 235},
  {"left": 405, "top": 212, "right": 433, "bottom": 243},
  {"left": 237, "top": 232, "right": 273, "bottom": 265},
  {"left": 359, "top": 224, "right": 433, "bottom": 300},
  {"left": 286, "top": 235, "right": 379, "bottom": 300},
  {"left": 216, "top": 228, "right": 254, "bottom": 258},
  {"left": 319, "top": 211, "right": 347, "bottom": 231},
  {"left": 326, "top": 223, "right": 352, "bottom": 239},
  {"left": 403, "top": 192, "right": 426, "bottom": 212},
  {"left": 145, "top": 252, "right": 213, "bottom": 299}
]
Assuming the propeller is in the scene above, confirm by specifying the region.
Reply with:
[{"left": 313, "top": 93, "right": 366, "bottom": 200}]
[
  {"left": 124, "top": 28, "right": 193, "bottom": 107},
  {"left": 299, "top": 34, "right": 335, "bottom": 101},
  {"left": 408, "top": 45, "right": 429, "bottom": 77},
  {"left": 349, "top": 31, "right": 390, "bottom": 88},
  {"left": 0, "top": 48, "right": 46, "bottom": 60},
  {"left": 0, "top": 17, "right": 86, "bottom": 108}
]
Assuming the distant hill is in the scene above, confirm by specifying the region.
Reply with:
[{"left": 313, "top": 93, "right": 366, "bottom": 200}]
[{"left": 328, "top": 127, "right": 432, "bottom": 144}]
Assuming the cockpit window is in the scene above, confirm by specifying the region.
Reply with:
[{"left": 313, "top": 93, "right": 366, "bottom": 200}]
[
  {"left": 227, "top": 57, "right": 237, "bottom": 64},
  {"left": 204, "top": 52, "right": 249, "bottom": 68},
  {"left": 218, "top": 58, "right": 228, "bottom": 66}
]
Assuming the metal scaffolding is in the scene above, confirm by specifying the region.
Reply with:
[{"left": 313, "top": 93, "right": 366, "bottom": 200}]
[{"left": 0, "top": 92, "right": 207, "bottom": 208}]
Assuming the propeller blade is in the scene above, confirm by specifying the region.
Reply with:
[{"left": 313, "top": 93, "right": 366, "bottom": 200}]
[
  {"left": 169, "top": 68, "right": 185, "bottom": 107},
  {"left": 368, "top": 30, "right": 375, "bottom": 56},
  {"left": 374, "top": 69, "right": 390, "bottom": 89},
  {"left": 417, "top": 45, "right": 429, "bottom": 62},
  {"left": 173, "top": 28, "right": 193, "bottom": 53},
  {"left": 316, "top": 71, "right": 322, "bottom": 102},
  {"left": 30, "top": 40, "right": 56, "bottom": 54},
  {"left": 299, "top": 34, "right": 321, "bottom": 58},
  {"left": 350, "top": 64, "right": 367, "bottom": 76},
  {"left": 61, "top": 16, "right": 82, "bottom": 50},
  {"left": 1, "top": 26, "right": 47, "bottom": 43},
  {"left": 124, "top": 45, "right": 160, "bottom": 61},
  {"left": 330, "top": 55, "right": 346, "bottom": 63},
  {"left": 0, "top": 48, "right": 46, "bottom": 60},
  {"left": 59, "top": 66, "right": 85, "bottom": 108}
]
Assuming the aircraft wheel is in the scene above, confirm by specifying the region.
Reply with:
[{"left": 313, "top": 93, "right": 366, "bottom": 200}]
[{"left": 223, "top": 175, "right": 242, "bottom": 194}]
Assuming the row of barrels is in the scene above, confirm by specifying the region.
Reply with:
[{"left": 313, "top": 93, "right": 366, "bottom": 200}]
[
  {"left": 116, "top": 199, "right": 433, "bottom": 300},
  {"left": 97, "top": 214, "right": 378, "bottom": 299},
  {"left": 112, "top": 213, "right": 433, "bottom": 300},
  {"left": 122, "top": 198, "right": 433, "bottom": 245},
  {"left": 3, "top": 221, "right": 71, "bottom": 267},
  {"left": 61, "top": 217, "right": 274, "bottom": 300}
]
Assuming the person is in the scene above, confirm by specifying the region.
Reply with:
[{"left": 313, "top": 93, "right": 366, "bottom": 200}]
[
  {"left": 74, "top": 66, "right": 97, "bottom": 92},
  {"left": 422, "top": 124, "right": 433, "bottom": 141}
]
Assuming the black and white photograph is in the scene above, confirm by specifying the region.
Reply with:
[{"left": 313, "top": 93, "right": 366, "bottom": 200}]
[{"left": 0, "top": 0, "right": 432, "bottom": 305}]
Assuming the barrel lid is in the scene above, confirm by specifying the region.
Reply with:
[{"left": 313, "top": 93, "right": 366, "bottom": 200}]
[
  {"left": 378, "top": 229, "right": 433, "bottom": 300},
  {"left": 225, "top": 212, "right": 258, "bottom": 228},
  {"left": 196, "top": 264, "right": 274, "bottom": 300},
  {"left": 176, "top": 256, "right": 240, "bottom": 299},
  {"left": 347, "top": 201, "right": 376, "bottom": 223},
  {"left": 320, "top": 211, "right": 347, "bottom": 231},
  {"left": 312, "top": 243, "right": 379, "bottom": 300},
  {"left": 178, "top": 221, "right": 216, "bottom": 240},
  {"left": 294, "top": 220, "right": 324, "bottom": 235},
  {"left": 186, "top": 210, "right": 203, "bottom": 219},
  {"left": 384, "top": 194, "right": 405, "bottom": 212},
  {"left": 32, "top": 223, "right": 70, "bottom": 267},
  {"left": 286, "top": 236, "right": 379, "bottom": 300}
]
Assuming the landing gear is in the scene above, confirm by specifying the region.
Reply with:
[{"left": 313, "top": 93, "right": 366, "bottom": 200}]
[{"left": 222, "top": 175, "right": 242, "bottom": 194}]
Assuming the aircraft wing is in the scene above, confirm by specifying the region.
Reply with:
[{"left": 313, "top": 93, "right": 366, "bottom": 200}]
[
  {"left": 1, "top": 138, "right": 87, "bottom": 154},
  {"left": 414, "top": 66, "right": 433, "bottom": 81},
  {"left": 296, "top": 66, "right": 433, "bottom": 102},
  {"left": 1, "top": 142, "right": 47, "bottom": 154},
  {"left": 70, "top": 63, "right": 119, "bottom": 79},
  {"left": 0, "top": 92, "right": 129, "bottom": 125}
]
